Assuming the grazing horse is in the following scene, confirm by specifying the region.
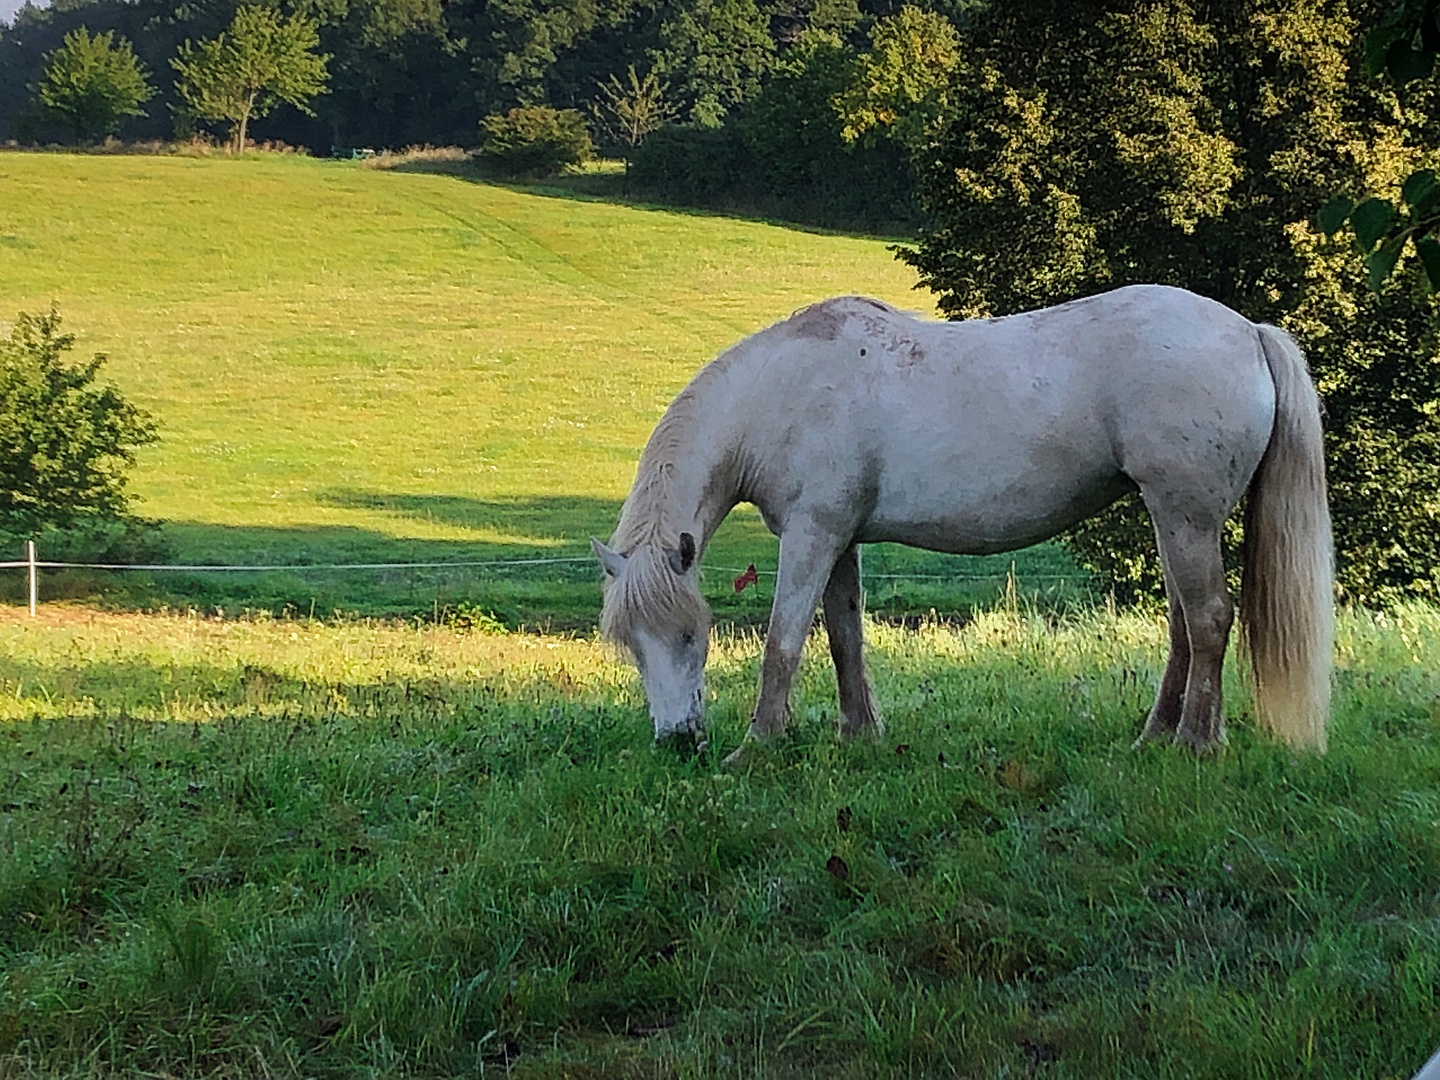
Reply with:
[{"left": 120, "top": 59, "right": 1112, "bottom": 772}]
[{"left": 592, "top": 285, "right": 1333, "bottom": 760}]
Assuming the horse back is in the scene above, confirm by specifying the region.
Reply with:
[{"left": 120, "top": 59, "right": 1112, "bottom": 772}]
[{"left": 728, "top": 287, "right": 1275, "bottom": 554}]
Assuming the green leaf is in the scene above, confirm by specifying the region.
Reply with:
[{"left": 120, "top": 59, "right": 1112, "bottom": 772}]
[
  {"left": 1416, "top": 186, "right": 1440, "bottom": 221},
  {"left": 1366, "top": 24, "right": 1406, "bottom": 76},
  {"left": 1422, "top": 0, "right": 1440, "bottom": 53},
  {"left": 1403, "top": 169, "right": 1438, "bottom": 208},
  {"left": 1386, "top": 40, "right": 1436, "bottom": 86},
  {"left": 1416, "top": 235, "right": 1440, "bottom": 291},
  {"left": 1367, "top": 234, "right": 1408, "bottom": 291},
  {"left": 1316, "top": 195, "right": 1355, "bottom": 235},
  {"left": 1351, "top": 197, "right": 1398, "bottom": 251}
]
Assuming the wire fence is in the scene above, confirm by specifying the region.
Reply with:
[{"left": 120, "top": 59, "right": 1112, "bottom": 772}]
[{"left": 1, "top": 542, "right": 1085, "bottom": 617}]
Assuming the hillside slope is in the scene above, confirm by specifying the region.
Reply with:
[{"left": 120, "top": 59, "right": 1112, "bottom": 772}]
[{"left": 0, "top": 154, "right": 1078, "bottom": 619}]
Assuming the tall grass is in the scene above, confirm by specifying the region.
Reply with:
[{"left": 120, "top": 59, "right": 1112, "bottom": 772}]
[{"left": 1, "top": 603, "right": 1437, "bottom": 1077}]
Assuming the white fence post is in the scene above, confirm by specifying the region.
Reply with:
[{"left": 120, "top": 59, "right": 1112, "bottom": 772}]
[{"left": 26, "top": 540, "right": 36, "bottom": 617}]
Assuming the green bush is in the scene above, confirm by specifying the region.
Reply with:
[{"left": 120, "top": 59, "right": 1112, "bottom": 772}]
[
  {"left": 34, "top": 28, "right": 155, "bottom": 143},
  {"left": 477, "top": 106, "right": 593, "bottom": 178},
  {"left": 627, "top": 35, "right": 921, "bottom": 231},
  {"left": 0, "top": 308, "right": 158, "bottom": 536},
  {"left": 626, "top": 123, "right": 752, "bottom": 202},
  {"left": 736, "top": 32, "right": 919, "bottom": 229}
]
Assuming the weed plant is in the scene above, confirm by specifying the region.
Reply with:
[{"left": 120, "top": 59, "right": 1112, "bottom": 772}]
[{"left": 1, "top": 603, "right": 1437, "bottom": 1077}]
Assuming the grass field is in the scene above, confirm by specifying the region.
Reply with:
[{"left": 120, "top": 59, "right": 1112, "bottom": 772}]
[
  {"left": 1, "top": 604, "right": 1439, "bottom": 1078},
  {"left": 0, "top": 151, "right": 1084, "bottom": 624},
  {"left": 4, "top": 152, "right": 1439, "bottom": 1080}
]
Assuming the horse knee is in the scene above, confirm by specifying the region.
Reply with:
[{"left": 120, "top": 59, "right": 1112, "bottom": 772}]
[
  {"left": 1181, "top": 593, "right": 1233, "bottom": 670},
  {"left": 1192, "top": 593, "right": 1233, "bottom": 640}
]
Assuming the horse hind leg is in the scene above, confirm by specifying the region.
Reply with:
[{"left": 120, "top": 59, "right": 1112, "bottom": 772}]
[
  {"left": 822, "top": 545, "right": 884, "bottom": 742},
  {"left": 1146, "top": 505, "right": 1234, "bottom": 754},
  {"left": 1135, "top": 547, "right": 1191, "bottom": 745}
]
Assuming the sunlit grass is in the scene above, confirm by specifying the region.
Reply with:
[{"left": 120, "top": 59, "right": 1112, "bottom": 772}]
[
  {"left": 1, "top": 603, "right": 1438, "bottom": 1077},
  {"left": 0, "top": 152, "right": 1086, "bottom": 620}
]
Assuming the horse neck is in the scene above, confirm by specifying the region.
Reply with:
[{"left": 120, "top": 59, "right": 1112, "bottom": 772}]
[{"left": 614, "top": 390, "right": 740, "bottom": 556}]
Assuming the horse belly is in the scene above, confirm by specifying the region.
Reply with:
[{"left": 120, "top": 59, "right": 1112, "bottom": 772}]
[{"left": 859, "top": 431, "right": 1128, "bottom": 554}]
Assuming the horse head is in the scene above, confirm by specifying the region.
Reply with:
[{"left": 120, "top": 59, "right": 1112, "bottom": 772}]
[{"left": 592, "top": 532, "right": 710, "bottom": 746}]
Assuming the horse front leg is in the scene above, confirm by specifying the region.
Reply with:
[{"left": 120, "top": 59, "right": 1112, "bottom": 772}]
[
  {"left": 823, "top": 544, "right": 883, "bottom": 742},
  {"left": 724, "top": 522, "right": 841, "bottom": 765}
]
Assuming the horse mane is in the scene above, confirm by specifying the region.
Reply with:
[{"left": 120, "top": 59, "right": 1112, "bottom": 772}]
[{"left": 600, "top": 387, "right": 713, "bottom": 646}]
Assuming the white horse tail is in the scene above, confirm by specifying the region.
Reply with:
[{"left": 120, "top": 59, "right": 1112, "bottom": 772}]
[{"left": 1241, "top": 325, "right": 1335, "bottom": 752}]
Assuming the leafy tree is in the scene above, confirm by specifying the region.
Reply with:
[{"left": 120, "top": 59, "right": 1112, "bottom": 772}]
[
  {"left": 833, "top": 5, "right": 959, "bottom": 153},
  {"left": 733, "top": 28, "right": 919, "bottom": 225},
  {"left": 295, "top": 0, "right": 454, "bottom": 147},
  {"left": 594, "top": 64, "right": 673, "bottom": 149},
  {"left": 171, "top": 5, "right": 330, "bottom": 152},
  {"left": 0, "top": 0, "right": 864, "bottom": 152},
  {"left": 903, "top": 0, "right": 1440, "bottom": 605},
  {"left": 767, "top": 0, "right": 863, "bottom": 46},
  {"left": 739, "top": 30, "right": 855, "bottom": 189},
  {"left": 455, "top": 0, "right": 691, "bottom": 124},
  {"left": 33, "top": 27, "right": 154, "bottom": 142},
  {"left": 653, "top": 0, "right": 775, "bottom": 126},
  {"left": 478, "top": 104, "right": 593, "bottom": 176},
  {"left": 1318, "top": 1, "right": 1440, "bottom": 290},
  {"left": 0, "top": 308, "right": 158, "bottom": 537}
]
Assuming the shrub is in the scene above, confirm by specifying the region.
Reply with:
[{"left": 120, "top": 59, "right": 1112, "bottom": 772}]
[
  {"left": 736, "top": 32, "right": 920, "bottom": 228},
  {"left": 477, "top": 106, "right": 593, "bottom": 178},
  {"left": 625, "top": 124, "right": 752, "bottom": 202},
  {"left": 0, "top": 308, "right": 158, "bottom": 536}
]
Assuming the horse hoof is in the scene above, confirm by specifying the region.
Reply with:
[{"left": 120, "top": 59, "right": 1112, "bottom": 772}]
[
  {"left": 1173, "top": 728, "right": 1224, "bottom": 756},
  {"left": 657, "top": 729, "right": 707, "bottom": 761},
  {"left": 721, "top": 741, "right": 752, "bottom": 767}
]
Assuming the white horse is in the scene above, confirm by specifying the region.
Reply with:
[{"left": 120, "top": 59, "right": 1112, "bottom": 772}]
[{"left": 592, "top": 285, "right": 1333, "bottom": 760}]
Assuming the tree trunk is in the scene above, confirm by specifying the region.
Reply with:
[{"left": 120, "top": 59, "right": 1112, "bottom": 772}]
[{"left": 236, "top": 91, "right": 257, "bottom": 153}]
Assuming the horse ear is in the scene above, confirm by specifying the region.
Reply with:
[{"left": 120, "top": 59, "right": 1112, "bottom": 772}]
[
  {"left": 666, "top": 532, "right": 697, "bottom": 575},
  {"left": 591, "top": 536, "right": 627, "bottom": 578}
]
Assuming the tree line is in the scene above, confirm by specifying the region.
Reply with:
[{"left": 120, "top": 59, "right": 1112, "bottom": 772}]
[
  {"left": 28, "top": 8, "right": 327, "bottom": 150},
  {"left": 1, "top": 0, "right": 957, "bottom": 224},
  {"left": 0, "top": 0, "right": 930, "bottom": 149}
]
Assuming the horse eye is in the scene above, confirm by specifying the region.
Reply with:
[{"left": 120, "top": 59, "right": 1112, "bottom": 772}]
[{"left": 681, "top": 632, "right": 694, "bottom": 647}]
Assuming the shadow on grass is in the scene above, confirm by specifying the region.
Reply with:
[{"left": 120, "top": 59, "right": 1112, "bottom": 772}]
[
  {"left": 368, "top": 158, "right": 922, "bottom": 244},
  {"left": 311, "top": 489, "right": 622, "bottom": 540},
  {"left": 0, "top": 493, "right": 628, "bottom": 627},
  {"left": 0, "top": 654, "right": 629, "bottom": 731},
  {"left": 1, "top": 490, "right": 1091, "bottom": 625}
]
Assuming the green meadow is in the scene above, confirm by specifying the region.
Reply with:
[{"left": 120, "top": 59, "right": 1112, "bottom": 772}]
[
  {"left": 2, "top": 154, "right": 1439, "bottom": 1079},
  {"left": 1, "top": 604, "right": 1439, "bottom": 1078},
  {"left": 0, "top": 152, "right": 1080, "bottom": 624}
]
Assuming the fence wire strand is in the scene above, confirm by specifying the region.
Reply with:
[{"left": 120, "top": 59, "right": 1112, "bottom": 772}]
[{"left": 1, "top": 553, "right": 1080, "bottom": 583}]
